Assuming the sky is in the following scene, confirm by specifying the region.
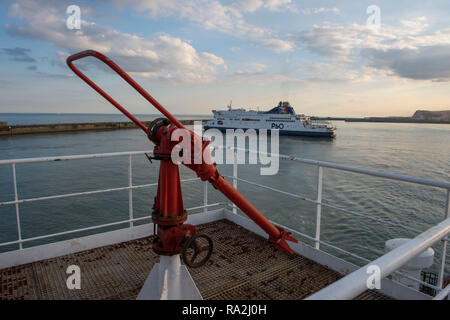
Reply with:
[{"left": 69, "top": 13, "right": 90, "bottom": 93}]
[{"left": 1, "top": 0, "right": 450, "bottom": 117}]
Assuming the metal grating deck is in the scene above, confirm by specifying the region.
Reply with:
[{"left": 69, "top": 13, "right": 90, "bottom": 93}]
[{"left": 0, "top": 219, "right": 390, "bottom": 300}]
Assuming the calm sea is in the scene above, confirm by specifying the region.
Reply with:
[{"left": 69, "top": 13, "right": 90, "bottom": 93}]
[
  {"left": 0, "top": 113, "right": 211, "bottom": 125},
  {"left": 0, "top": 113, "right": 449, "bottom": 274}
]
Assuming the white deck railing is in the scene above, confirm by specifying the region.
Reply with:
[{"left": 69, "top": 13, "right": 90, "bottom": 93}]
[
  {"left": 0, "top": 150, "right": 222, "bottom": 250},
  {"left": 0, "top": 148, "right": 448, "bottom": 299}
]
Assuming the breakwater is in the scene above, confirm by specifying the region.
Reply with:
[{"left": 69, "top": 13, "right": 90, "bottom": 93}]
[{"left": 0, "top": 119, "right": 204, "bottom": 136}]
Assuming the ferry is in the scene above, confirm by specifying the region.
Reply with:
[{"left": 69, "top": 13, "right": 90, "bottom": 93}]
[{"left": 203, "top": 101, "right": 336, "bottom": 137}]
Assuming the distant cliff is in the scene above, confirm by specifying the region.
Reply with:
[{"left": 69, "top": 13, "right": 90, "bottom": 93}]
[
  {"left": 412, "top": 110, "right": 450, "bottom": 122},
  {"left": 315, "top": 109, "right": 450, "bottom": 124}
]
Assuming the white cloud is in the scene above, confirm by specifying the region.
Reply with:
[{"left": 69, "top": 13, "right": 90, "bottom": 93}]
[
  {"left": 263, "top": 0, "right": 294, "bottom": 11},
  {"left": 300, "top": 7, "right": 340, "bottom": 15},
  {"left": 233, "top": 0, "right": 264, "bottom": 12},
  {"left": 233, "top": 62, "right": 267, "bottom": 76},
  {"left": 313, "top": 7, "right": 340, "bottom": 14},
  {"left": 108, "top": 0, "right": 294, "bottom": 53},
  {"left": 110, "top": 0, "right": 266, "bottom": 39},
  {"left": 233, "top": 0, "right": 295, "bottom": 12},
  {"left": 400, "top": 16, "right": 429, "bottom": 35},
  {"left": 299, "top": 62, "right": 373, "bottom": 83},
  {"left": 294, "top": 18, "right": 450, "bottom": 81},
  {"left": 7, "top": 0, "right": 225, "bottom": 84},
  {"left": 260, "top": 38, "right": 294, "bottom": 53}
]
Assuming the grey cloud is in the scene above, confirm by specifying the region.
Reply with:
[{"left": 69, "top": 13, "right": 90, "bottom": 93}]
[
  {"left": 294, "top": 23, "right": 450, "bottom": 82},
  {"left": 362, "top": 46, "right": 450, "bottom": 81},
  {"left": 2, "top": 47, "right": 36, "bottom": 62},
  {"left": 293, "top": 27, "right": 355, "bottom": 59}
]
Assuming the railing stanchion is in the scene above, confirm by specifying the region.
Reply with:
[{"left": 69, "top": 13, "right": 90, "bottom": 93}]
[
  {"left": 203, "top": 181, "right": 208, "bottom": 214},
  {"left": 232, "top": 149, "right": 238, "bottom": 214},
  {"left": 438, "top": 188, "right": 450, "bottom": 288},
  {"left": 128, "top": 155, "right": 133, "bottom": 228},
  {"left": 12, "top": 163, "right": 23, "bottom": 250},
  {"left": 315, "top": 166, "right": 323, "bottom": 250}
]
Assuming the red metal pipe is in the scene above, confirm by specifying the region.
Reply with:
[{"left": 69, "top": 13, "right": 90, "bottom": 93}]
[
  {"left": 66, "top": 50, "right": 297, "bottom": 254},
  {"left": 66, "top": 50, "right": 185, "bottom": 131},
  {"left": 212, "top": 175, "right": 281, "bottom": 238}
]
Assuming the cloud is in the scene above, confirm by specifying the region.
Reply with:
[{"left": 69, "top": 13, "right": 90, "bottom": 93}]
[
  {"left": 300, "top": 7, "right": 340, "bottom": 15},
  {"left": 6, "top": 0, "right": 225, "bottom": 84},
  {"left": 299, "top": 62, "right": 373, "bottom": 83},
  {"left": 209, "top": 0, "right": 295, "bottom": 13},
  {"left": 233, "top": 62, "right": 266, "bottom": 77},
  {"left": 260, "top": 38, "right": 294, "bottom": 53},
  {"left": 262, "top": 0, "right": 295, "bottom": 12},
  {"left": 108, "top": 0, "right": 294, "bottom": 53},
  {"left": 362, "top": 45, "right": 450, "bottom": 81},
  {"left": 233, "top": 0, "right": 264, "bottom": 12},
  {"left": 294, "top": 18, "right": 450, "bottom": 81},
  {"left": 110, "top": 0, "right": 266, "bottom": 38},
  {"left": 1, "top": 47, "right": 36, "bottom": 62},
  {"left": 313, "top": 7, "right": 340, "bottom": 14}
]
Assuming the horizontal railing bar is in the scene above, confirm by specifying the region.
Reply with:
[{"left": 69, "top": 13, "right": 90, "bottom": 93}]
[
  {"left": 0, "top": 150, "right": 154, "bottom": 165},
  {"left": 394, "top": 270, "right": 443, "bottom": 292},
  {"left": 229, "top": 204, "right": 370, "bottom": 263},
  {"left": 268, "top": 217, "right": 372, "bottom": 264},
  {"left": 307, "top": 217, "right": 450, "bottom": 299},
  {"left": 320, "top": 202, "right": 423, "bottom": 234},
  {"left": 0, "top": 215, "right": 153, "bottom": 247},
  {"left": 186, "top": 203, "right": 223, "bottom": 211},
  {"left": 217, "top": 146, "right": 450, "bottom": 189},
  {"left": 223, "top": 175, "right": 317, "bottom": 203},
  {"left": 229, "top": 205, "right": 441, "bottom": 292},
  {"left": 0, "top": 178, "right": 201, "bottom": 206},
  {"left": 0, "top": 203, "right": 217, "bottom": 248},
  {"left": 3, "top": 147, "right": 448, "bottom": 189},
  {"left": 227, "top": 175, "right": 428, "bottom": 235},
  {"left": 433, "top": 284, "right": 450, "bottom": 300},
  {"left": 276, "top": 220, "right": 442, "bottom": 292}
]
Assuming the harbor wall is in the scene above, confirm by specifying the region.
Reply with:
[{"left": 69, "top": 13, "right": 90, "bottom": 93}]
[{"left": 0, "top": 119, "right": 205, "bottom": 136}]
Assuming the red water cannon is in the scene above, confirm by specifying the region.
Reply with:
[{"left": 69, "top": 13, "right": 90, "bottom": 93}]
[{"left": 66, "top": 50, "right": 297, "bottom": 266}]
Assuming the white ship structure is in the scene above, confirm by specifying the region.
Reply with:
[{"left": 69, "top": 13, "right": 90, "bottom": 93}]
[{"left": 204, "top": 101, "right": 336, "bottom": 137}]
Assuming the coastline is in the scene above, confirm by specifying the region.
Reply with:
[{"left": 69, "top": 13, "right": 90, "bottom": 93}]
[
  {"left": 313, "top": 117, "right": 450, "bottom": 124},
  {"left": 0, "top": 119, "right": 207, "bottom": 136}
]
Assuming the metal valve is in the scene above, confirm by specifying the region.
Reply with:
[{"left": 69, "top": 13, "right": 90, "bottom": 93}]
[{"left": 181, "top": 234, "right": 213, "bottom": 268}]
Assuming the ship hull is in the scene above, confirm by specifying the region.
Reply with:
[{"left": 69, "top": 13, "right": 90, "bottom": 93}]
[{"left": 203, "top": 126, "right": 335, "bottom": 137}]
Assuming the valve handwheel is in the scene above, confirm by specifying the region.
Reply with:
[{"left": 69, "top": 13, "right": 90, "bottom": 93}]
[{"left": 182, "top": 234, "right": 213, "bottom": 268}]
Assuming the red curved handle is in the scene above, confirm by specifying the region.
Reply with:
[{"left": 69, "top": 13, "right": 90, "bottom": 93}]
[{"left": 66, "top": 50, "right": 185, "bottom": 133}]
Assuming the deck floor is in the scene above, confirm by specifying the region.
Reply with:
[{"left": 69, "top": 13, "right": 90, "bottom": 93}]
[{"left": 0, "top": 219, "right": 390, "bottom": 300}]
